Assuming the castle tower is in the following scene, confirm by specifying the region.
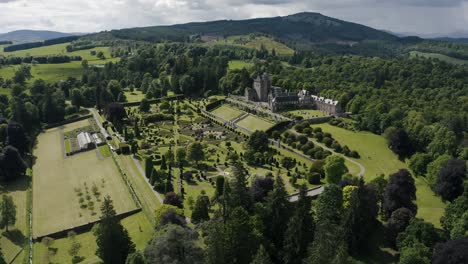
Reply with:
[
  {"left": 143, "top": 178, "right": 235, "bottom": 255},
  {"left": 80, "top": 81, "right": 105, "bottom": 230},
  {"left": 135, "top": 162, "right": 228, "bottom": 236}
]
[{"left": 253, "top": 72, "right": 270, "bottom": 102}]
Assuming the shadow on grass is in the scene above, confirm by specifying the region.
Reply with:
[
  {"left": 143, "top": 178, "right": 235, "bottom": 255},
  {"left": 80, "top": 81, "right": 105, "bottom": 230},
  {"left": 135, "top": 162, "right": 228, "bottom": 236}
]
[{"left": 3, "top": 229, "right": 26, "bottom": 247}]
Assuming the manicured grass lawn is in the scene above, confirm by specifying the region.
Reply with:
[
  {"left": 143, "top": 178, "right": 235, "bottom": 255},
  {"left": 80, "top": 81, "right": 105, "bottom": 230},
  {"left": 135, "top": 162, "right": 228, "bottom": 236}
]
[
  {"left": 236, "top": 115, "right": 274, "bottom": 131},
  {"left": 0, "top": 175, "right": 30, "bottom": 263},
  {"left": 33, "top": 212, "right": 153, "bottom": 264},
  {"left": 410, "top": 51, "right": 468, "bottom": 65},
  {"left": 310, "top": 123, "right": 405, "bottom": 180},
  {"left": 65, "top": 139, "right": 71, "bottom": 154},
  {"left": 309, "top": 123, "right": 446, "bottom": 226},
  {"left": 211, "top": 104, "right": 244, "bottom": 121},
  {"left": 228, "top": 60, "right": 253, "bottom": 70},
  {"left": 124, "top": 90, "right": 145, "bottom": 103},
  {"left": 32, "top": 122, "right": 138, "bottom": 238},
  {"left": 98, "top": 145, "right": 111, "bottom": 158}
]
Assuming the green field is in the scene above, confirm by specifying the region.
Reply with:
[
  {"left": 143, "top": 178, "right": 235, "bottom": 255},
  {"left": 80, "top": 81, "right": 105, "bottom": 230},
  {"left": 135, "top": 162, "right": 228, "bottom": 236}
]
[
  {"left": 32, "top": 121, "right": 138, "bottom": 238},
  {"left": 410, "top": 51, "right": 468, "bottom": 65},
  {"left": 0, "top": 43, "right": 119, "bottom": 84},
  {"left": 98, "top": 145, "right": 111, "bottom": 158},
  {"left": 0, "top": 175, "right": 30, "bottom": 263},
  {"left": 236, "top": 115, "right": 275, "bottom": 131},
  {"left": 211, "top": 104, "right": 244, "bottom": 120},
  {"left": 209, "top": 35, "right": 294, "bottom": 55},
  {"left": 33, "top": 211, "right": 153, "bottom": 264},
  {"left": 310, "top": 123, "right": 445, "bottom": 226},
  {"left": 228, "top": 60, "right": 253, "bottom": 70},
  {"left": 124, "top": 90, "right": 145, "bottom": 103},
  {"left": 0, "top": 43, "right": 112, "bottom": 61}
]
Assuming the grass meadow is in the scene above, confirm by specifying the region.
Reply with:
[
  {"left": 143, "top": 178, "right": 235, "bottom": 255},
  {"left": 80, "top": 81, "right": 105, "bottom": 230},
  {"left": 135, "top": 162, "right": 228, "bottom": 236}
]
[
  {"left": 410, "top": 51, "right": 468, "bottom": 65},
  {"left": 209, "top": 35, "right": 295, "bottom": 55},
  {"left": 32, "top": 121, "right": 138, "bottom": 238},
  {"left": 0, "top": 175, "right": 30, "bottom": 263},
  {"left": 228, "top": 60, "right": 253, "bottom": 70},
  {"left": 309, "top": 123, "right": 445, "bottom": 227},
  {"left": 33, "top": 211, "right": 153, "bottom": 264}
]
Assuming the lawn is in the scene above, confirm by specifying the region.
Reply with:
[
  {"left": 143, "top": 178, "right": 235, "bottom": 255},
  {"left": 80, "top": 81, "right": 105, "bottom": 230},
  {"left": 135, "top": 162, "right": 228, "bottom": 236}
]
[
  {"left": 98, "top": 145, "right": 111, "bottom": 158},
  {"left": 236, "top": 115, "right": 275, "bottom": 131},
  {"left": 228, "top": 60, "right": 253, "bottom": 70},
  {"left": 211, "top": 104, "right": 245, "bottom": 121},
  {"left": 124, "top": 90, "right": 145, "bottom": 103},
  {"left": 0, "top": 175, "right": 30, "bottom": 264},
  {"left": 33, "top": 211, "right": 153, "bottom": 264},
  {"left": 309, "top": 123, "right": 446, "bottom": 226},
  {"left": 410, "top": 51, "right": 468, "bottom": 65},
  {"left": 32, "top": 121, "right": 138, "bottom": 238}
]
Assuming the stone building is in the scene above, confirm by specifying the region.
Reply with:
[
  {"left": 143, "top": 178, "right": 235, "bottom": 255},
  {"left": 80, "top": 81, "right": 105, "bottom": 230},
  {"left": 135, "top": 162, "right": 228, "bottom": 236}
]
[{"left": 244, "top": 72, "right": 342, "bottom": 114}]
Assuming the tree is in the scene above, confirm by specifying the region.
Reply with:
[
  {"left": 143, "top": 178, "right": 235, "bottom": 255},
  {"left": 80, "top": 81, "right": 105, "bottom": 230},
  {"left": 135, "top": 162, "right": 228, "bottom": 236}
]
[
  {"left": 247, "top": 131, "right": 269, "bottom": 153},
  {"left": 187, "top": 142, "right": 204, "bottom": 166},
  {"left": 283, "top": 185, "right": 314, "bottom": 264},
  {"left": 408, "top": 153, "right": 432, "bottom": 177},
  {"left": 0, "top": 195, "right": 16, "bottom": 232},
  {"left": 71, "top": 89, "right": 83, "bottom": 109},
  {"left": 251, "top": 245, "right": 272, "bottom": 264},
  {"left": 176, "top": 148, "right": 186, "bottom": 166},
  {"left": 93, "top": 196, "right": 135, "bottom": 264},
  {"left": 397, "top": 218, "right": 441, "bottom": 251},
  {"left": 0, "top": 248, "right": 6, "bottom": 264},
  {"left": 223, "top": 207, "right": 258, "bottom": 264},
  {"left": 399, "top": 243, "right": 431, "bottom": 264},
  {"left": 144, "top": 158, "right": 153, "bottom": 178},
  {"left": 323, "top": 155, "right": 348, "bottom": 184},
  {"left": 144, "top": 224, "right": 203, "bottom": 264},
  {"left": 229, "top": 164, "right": 252, "bottom": 211},
  {"left": 382, "top": 169, "right": 417, "bottom": 219},
  {"left": 163, "top": 192, "right": 183, "bottom": 208},
  {"left": 305, "top": 185, "right": 347, "bottom": 264},
  {"left": 68, "top": 238, "right": 82, "bottom": 263},
  {"left": 139, "top": 99, "right": 150, "bottom": 112},
  {"left": 250, "top": 176, "right": 274, "bottom": 202},
  {"left": 386, "top": 128, "right": 413, "bottom": 159},
  {"left": 432, "top": 237, "right": 468, "bottom": 264},
  {"left": 106, "top": 102, "right": 127, "bottom": 124},
  {"left": 281, "top": 157, "right": 296, "bottom": 171},
  {"left": 265, "top": 176, "right": 291, "bottom": 259},
  {"left": 6, "top": 122, "right": 29, "bottom": 155},
  {"left": 426, "top": 154, "right": 451, "bottom": 188},
  {"left": 387, "top": 207, "right": 414, "bottom": 246},
  {"left": 0, "top": 146, "right": 27, "bottom": 181},
  {"left": 434, "top": 159, "right": 466, "bottom": 202},
  {"left": 126, "top": 252, "right": 146, "bottom": 264},
  {"left": 440, "top": 190, "right": 468, "bottom": 239},
  {"left": 154, "top": 204, "right": 185, "bottom": 227},
  {"left": 191, "top": 194, "right": 210, "bottom": 224}
]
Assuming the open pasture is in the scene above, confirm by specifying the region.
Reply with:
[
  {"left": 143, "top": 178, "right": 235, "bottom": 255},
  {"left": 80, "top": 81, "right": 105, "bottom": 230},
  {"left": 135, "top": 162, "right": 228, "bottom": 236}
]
[
  {"left": 309, "top": 123, "right": 445, "bottom": 226},
  {"left": 236, "top": 115, "right": 275, "bottom": 131},
  {"left": 211, "top": 104, "right": 245, "bottom": 121},
  {"left": 32, "top": 121, "right": 138, "bottom": 238}
]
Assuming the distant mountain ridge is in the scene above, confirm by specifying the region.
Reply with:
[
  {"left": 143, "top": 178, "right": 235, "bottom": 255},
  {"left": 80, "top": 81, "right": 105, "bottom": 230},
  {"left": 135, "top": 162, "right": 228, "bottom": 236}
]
[
  {"left": 103, "top": 12, "right": 397, "bottom": 46},
  {"left": 0, "top": 30, "right": 82, "bottom": 44}
]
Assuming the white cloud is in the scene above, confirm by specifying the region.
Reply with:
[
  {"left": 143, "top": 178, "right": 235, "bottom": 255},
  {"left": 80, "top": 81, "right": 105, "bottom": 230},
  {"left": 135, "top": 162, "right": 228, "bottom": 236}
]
[{"left": 0, "top": 0, "right": 467, "bottom": 36}]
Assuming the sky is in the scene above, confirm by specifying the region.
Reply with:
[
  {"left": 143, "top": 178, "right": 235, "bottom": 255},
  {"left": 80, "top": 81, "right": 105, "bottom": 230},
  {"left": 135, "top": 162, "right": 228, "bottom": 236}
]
[{"left": 1, "top": 0, "right": 468, "bottom": 37}]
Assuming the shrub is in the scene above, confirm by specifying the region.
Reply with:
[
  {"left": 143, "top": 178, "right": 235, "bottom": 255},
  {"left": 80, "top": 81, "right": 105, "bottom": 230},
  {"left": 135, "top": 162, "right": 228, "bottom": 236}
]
[{"left": 307, "top": 172, "right": 321, "bottom": 184}]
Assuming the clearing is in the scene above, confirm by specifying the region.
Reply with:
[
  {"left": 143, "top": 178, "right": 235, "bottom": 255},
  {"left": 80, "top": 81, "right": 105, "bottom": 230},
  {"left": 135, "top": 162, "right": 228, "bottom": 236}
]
[{"left": 410, "top": 51, "right": 468, "bottom": 65}]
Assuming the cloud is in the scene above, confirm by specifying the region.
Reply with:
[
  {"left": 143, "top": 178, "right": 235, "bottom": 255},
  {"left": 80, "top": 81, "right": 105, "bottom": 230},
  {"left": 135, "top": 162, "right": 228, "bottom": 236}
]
[{"left": 0, "top": 0, "right": 466, "bottom": 37}]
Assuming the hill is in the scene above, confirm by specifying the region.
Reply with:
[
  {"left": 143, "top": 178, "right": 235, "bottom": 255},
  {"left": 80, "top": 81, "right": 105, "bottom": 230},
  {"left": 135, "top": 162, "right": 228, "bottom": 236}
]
[
  {"left": 98, "top": 12, "right": 397, "bottom": 46},
  {"left": 0, "top": 30, "right": 79, "bottom": 44}
]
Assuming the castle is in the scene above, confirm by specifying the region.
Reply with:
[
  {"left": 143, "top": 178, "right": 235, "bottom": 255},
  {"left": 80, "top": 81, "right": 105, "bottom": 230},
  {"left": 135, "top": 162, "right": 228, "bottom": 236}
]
[{"left": 245, "top": 73, "right": 342, "bottom": 115}]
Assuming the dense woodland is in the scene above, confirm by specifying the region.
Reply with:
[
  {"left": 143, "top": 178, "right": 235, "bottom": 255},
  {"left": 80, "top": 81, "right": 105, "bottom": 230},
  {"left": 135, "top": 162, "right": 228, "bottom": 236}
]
[{"left": 0, "top": 30, "right": 467, "bottom": 263}]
